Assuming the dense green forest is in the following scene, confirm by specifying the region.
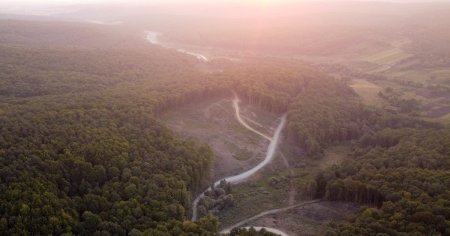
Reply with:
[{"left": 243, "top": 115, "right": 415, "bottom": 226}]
[
  {"left": 222, "top": 62, "right": 431, "bottom": 157},
  {"left": 1, "top": 18, "right": 449, "bottom": 235},
  {"left": 229, "top": 228, "right": 277, "bottom": 236},
  {"left": 317, "top": 128, "right": 450, "bottom": 235},
  {"left": 219, "top": 60, "right": 450, "bottom": 235},
  {"left": 220, "top": 62, "right": 365, "bottom": 156},
  {"left": 0, "top": 19, "right": 287, "bottom": 235},
  {"left": 0, "top": 20, "right": 229, "bottom": 235}
]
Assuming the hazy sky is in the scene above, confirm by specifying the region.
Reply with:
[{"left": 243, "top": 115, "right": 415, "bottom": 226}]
[
  {"left": 1, "top": 0, "right": 449, "bottom": 11},
  {"left": 3, "top": 0, "right": 450, "bottom": 6}
]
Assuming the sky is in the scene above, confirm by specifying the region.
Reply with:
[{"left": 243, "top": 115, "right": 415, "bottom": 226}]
[
  {"left": 2, "top": 0, "right": 450, "bottom": 5},
  {"left": 1, "top": 0, "right": 449, "bottom": 12}
]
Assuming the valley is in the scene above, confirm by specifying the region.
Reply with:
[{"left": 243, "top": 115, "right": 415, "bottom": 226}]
[
  {"left": 161, "top": 94, "right": 359, "bottom": 235},
  {"left": 0, "top": 1, "right": 449, "bottom": 236}
]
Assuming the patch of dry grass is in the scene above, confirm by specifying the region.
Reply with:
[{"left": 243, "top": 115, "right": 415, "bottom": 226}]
[
  {"left": 349, "top": 79, "right": 385, "bottom": 107},
  {"left": 363, "top": 48, "right": 412, "bottom": 66}
]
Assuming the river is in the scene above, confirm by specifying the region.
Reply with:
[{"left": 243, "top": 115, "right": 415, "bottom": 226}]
[{"left": 145, "top": 31, "right": 209, "bottom": 62}]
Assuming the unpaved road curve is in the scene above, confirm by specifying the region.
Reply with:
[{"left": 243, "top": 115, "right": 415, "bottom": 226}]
[
  {"left": 191, "top": 95, "right": 286, "bottom": 220},
  {"left": 191, "top": 94, "right": 287, "bottom": 225},
  {"left": 232, "top": 93, "right": 272, "bottom": 141},
  {"left": 220, "top": 200, "right": 322, "bottom": 234}
]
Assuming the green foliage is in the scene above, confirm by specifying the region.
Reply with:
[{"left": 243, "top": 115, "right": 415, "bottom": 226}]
[
  {"left": 0, "top": 20, "right": 225, "bottom": 235},
  {"left": 318, "top": 128, "right": 450, "bottom": 235},
  {"left": 378, "top": 89, "right": 421, "bottom": 113},
  {"left": 222, "top": 62, "right": 367, "bottom": 156},
  {"left": 140, "top": 215, "right": 219, "bottom": 236},
  {"left": 287, "top": 77, "right": 364, "bottom": 156},
  {"left": 3, "top": 18, "right": 448, "bottom": 236},
  {"left": 198, "top": 180, "right": 234, "bottom": 218},
  {"left": 229, "top": 227, "right": 278, "bottom": 236}
]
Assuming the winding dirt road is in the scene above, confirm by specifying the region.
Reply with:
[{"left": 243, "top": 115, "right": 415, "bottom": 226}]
[
  {"left": 147, "top": 29, "right": 293, "bottom": 235},
  {"left": 232, "top": 95, "right": 273, "bottom": 141},
  {"left": 191, "top": 94, "right": 290, "bottom": 235},
  {"left": 219, "top": 200, "right": 322, "bottom": 234}
]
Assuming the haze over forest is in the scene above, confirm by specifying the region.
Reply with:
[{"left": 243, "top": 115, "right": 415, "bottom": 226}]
[{"left": 0, "top": 0, "right": 449, "bottom": 235}]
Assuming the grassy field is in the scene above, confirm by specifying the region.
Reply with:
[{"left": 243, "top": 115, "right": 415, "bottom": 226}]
[
  {"left": 218, "top": 141, "right": 353, "bottom": 230},
  {"left": 161, "top": 95, "right": 360, "bottom": 234},
  {"left": 379, "top": 68, "right": 450, "bottom": 119},
  {"left": 362, "top": 48, "right": 412, "bottom": 66},
  {"left": 433, "top": 69, "right": 450, "bottom": 86},
  {"left": 434, "top": 113, "right": 450, "bottom": 126},
  {"left": 348, "top": 70, "right": 449, "bottom": 120},
  {"left": 248, "top": 201, "right": 359, "bottom": 236},
  {"left": 349, "top": 79, "right": 386, "bottom": 107},
  {"left": 160, "top": 97, "right": 276, "bottom": 180},
  {"left": 218, "top": 163, "right": 293, "bottom": 227},
  {"left": 385, "top": 69, "right": 450, "bottom": 88}
]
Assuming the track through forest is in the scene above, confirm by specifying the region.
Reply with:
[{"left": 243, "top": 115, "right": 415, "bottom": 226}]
[
  {"left": 191, "top": 93, "right": 289, "bottom": 235},
  {"left": 220, "top": 200, "right": 322, "bottom": 235},
  {"left": 146, "top": 30, "right": 292, "bottom": 235}
]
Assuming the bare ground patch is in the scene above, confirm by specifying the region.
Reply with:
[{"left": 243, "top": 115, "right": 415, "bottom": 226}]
[
  {"left": 239, "top": 101, "right": 282, "bottom": 136},
  {"left": 159, "top": 97, "right": 278, "bottom": 181},
  {"left": 248, "top": 201, "right": 359, "bottom": 236}
]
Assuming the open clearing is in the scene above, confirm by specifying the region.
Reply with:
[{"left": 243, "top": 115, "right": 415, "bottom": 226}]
[
  {"left": 349, "top": 79, "right": 386, "bottom": 107},
  {"left": 363, "top": 48, "right": 412, "bottom": 66},
  {"left": 225, "top": 144, "right": 357, "bottom": 235},
  {"left": 385, "top": 68, "right": 450, "bottom": 88},
  {"left": 438, "top": 113, "right": 450, "bottom": 125},
  {"left": 218, "top": 159, "right": 295, "bottom": 227},
  {"left": 218, "top": 141, "right": 355, "bottom": 233},
  {"left": 248, "top": 201, "right": 359, "bottom": 236},
  {"left": 379, "top": 68, "right": 450, "bottom": 119},
  {"left": 161, "top": 96, "right": 358, "bottom": 235},
  {"left": 159, "top": 97, "right": 279, "bottom": 181}
]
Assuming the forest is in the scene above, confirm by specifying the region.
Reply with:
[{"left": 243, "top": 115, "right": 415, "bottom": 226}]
[
  {"left": 1, "top": 16, "right": 449, "bottom": 236},
  {"left": 0, "top": 33, "right": 215, "bottom": 236},
  {"left": 213, "top": 59, "right": 450, "bottom": 235},
  {"left": 0, "top": 19, "right": 285, "bottom": 235},
  {"left": 316, "top": 127, "right": 450, "bottom": 235}
]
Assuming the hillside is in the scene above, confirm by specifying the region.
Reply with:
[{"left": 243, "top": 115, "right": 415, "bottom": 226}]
[
  {"left": 0, "top": 19, "right": 224, "bottom": 235},
  {"left": 1, "top": 5, "right": 449, "bottom": 235}
]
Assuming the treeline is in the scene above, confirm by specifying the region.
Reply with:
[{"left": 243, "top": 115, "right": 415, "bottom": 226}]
[
  {"left": 0, "top": 19, "right": 151, "bottom": 49},
  {"left": 0, "top": 67, "right": 215, "bottom": 235},
  {"left": 227, "top": 63, "right": 316, "bottom": 113},
  {"left": 0, "top": 20, "right": 300, "bottom": 234},
  {"left": 229, "top": 228, "right": 277, "bottom": 236},
  {"left": 286, "top": 77, "right": 367, "bottom": 156},
  {"left": 226, "top": 61, "right": 446, "bottom": 157},
  {"left": 7, "top": 18, "right": 449, "bottom": 235},
  {"left": 220, "top": 61, "right": 414, "bottom": 157},
  {"left": 317, "top": 128, "right": 450, "bottom": 235},
  {"left": 197, "top": 180, "right": 234, "bottom": 219},
  {"left": 0, "top": 20, "right": 238, "bottom": 234},
  {"left": 1, "top": 19, "right": 325, "bottom": 235},
  {"left": 220, "top": 60, "right": 450, "bottom": 235},
  {"left": 378, "top": 88, "right": 420, "bottom": 113}
]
